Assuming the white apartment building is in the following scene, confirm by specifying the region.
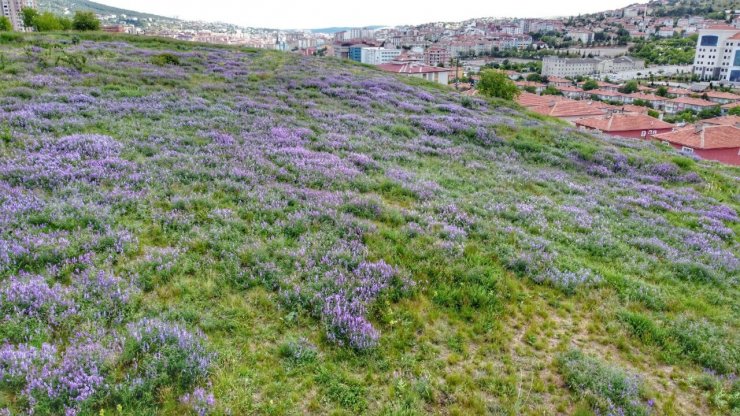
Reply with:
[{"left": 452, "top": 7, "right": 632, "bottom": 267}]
[
  {"left": 542, "top": 56, "right": 645, "bottom": 77},
  {"left": 1, "top": 0, "right": 35, "bottom": 31},
  {"left": 360, "top": 47, "right": 402, "bottom": 65},
  {"left": 692, "top": 25, "right": 740, "bottom": 83}
]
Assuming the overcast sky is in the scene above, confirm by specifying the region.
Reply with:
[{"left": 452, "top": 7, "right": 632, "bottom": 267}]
[{"left": 96, "top": 0, "right": 641, "bottom": 29}]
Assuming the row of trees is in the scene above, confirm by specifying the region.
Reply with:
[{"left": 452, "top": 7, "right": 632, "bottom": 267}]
[{"left": 0, "top": 9, "right": 100, "bottom": 32}]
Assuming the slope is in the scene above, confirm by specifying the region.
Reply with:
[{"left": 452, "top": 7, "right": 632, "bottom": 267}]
[
  {"left": 0, "top": 33, "right": 738, "bottom": 416},
  {"left": 38, "top": 0, "right": 174, "bottom": 21}
]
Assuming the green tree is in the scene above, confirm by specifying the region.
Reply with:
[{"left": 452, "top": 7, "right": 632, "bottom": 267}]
[
  {"left": 58, "top": 16, "right": 72, "bottom": 31},
  {"left": 33, "top": 12, "right": 64, "bottom": 31},
  {"left": 0, "top": 16, "right": 12, "bottom": 32},
  {"left": 542, "top": 86, "right": 562, "bottom": 96},
  {"left": 526, "top": 73, "right": 542, "bottom": 82},
  {"left": 72, "top": 11, "right": 100, "bottom": 31},
  {"left": 21, "top": 7, "right": 38, "bottom": 29},
  {"left": 477, "top": 69, "right": 520, "bottom": 101},
  {"left": 656, "top": 86, "right": 669, "bottom": 97},
  {"left": 582, "top": 79, "right": 599, "bottom": 91},
  {"left": 619, "top": 80, "right": 639, "bottom": 94},
  {"left": 729, "top": 106, "right": 740, "bottom": 116}
]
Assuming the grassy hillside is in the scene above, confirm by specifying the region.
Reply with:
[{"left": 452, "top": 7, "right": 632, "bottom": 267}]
[
  {"left": 38, "top": 0, "right": 173, "bottom": 21},
  {"left": 0, "top": 32, "right": 738, "bottom": 416}
]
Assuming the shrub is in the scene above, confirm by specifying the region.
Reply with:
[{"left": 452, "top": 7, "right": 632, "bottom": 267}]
[
  {"left": 122, "top": 319, "right": 213, "bottom": 391},
  {"left": 151, "top": 53, "right": 181, "bottom": 66},
  {"left": 72, "top": 11, "right": 100, "bottom": 31},
  {"left": 558, "top": 349, "right": 651, "bottom": 416},
  {"left": 478, "top": 69, "right": 520, "bottom": 100},
  {"left": 0, "top": 16, "right": 12, "bottom": 32},
  {"left": 279, "top": 337, "right": 318, "bottom": 364}
]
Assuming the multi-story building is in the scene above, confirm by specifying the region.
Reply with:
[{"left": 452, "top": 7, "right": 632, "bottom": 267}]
[
  {"left": 541, "top": 56, "right": 644, "bottom": 77},
  {"left": 359, "top": 47, "right": 401, "bottom": 65},
  {"left": 1, "top": 0, "right": 36, "bottom": 31},
  {"left": 424, "top": 46, "right": 449, "bottom": 67},
  {"left": 692, "top": 25, "right": 740, "bottom": 82}
]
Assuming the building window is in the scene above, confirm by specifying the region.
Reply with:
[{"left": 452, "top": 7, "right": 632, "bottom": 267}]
[{"left": 681, "top": 146, "right": 694, "bottom": 154}]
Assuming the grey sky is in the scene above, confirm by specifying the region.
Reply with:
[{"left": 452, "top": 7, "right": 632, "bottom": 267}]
[{"left": 96, "top": 0, "right": 641, "bottom": 29}]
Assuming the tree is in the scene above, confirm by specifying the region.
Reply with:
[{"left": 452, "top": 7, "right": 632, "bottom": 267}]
[
  {"left": 582, "top": 79, "right": 599, "bottom": 91},
  {"left": 477, "top": 69, "right": 520, "bottom": 101},
  {"left": 656, "top": 86, "right": 669, "bottom": 97},
  {"left": 619, "top": 80, "right": 639, "bottom": 94},
  {"left": 33, "top": 12, "right": 64, "bottom": 31},
  {"left": 729, "top": 106, "right": 740, "bottom": 116},
  {"left": 21, "top": 7, "right": 38, "bottom": 29},
  {"left": 72, "top": 11, "right": 100, "bottom": 31},
  {"left": 0, "top": 16, "right": 12, "bottom": 32},
  {"left": 542, "top": 86, "right": 562, "bottom": 96},
  {"left": 58, "top": 16, "right": 72, "bottom": 31},
  {"left": 526, "top": 73, "right": 542, "bottom": 82}
]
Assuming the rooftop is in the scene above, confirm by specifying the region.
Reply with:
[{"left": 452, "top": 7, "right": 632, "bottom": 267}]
[
  {"left": 528, "top": 99, "right": 607, "bottom": 118},
  {"left": 654, "top": 124, "right": 740, "bottom": 150},
  {"left": 376, "top": 62, "right": 451, "bottom": 74},
  {"left": 575, "top": 113, "right": 674, "bottom": 132},
  {"left": 702, "top": 115, "right": 740, "bottom": 127},
  {"left": 671, "top": 97, "right": 719, "bottom": 107},
  {"left": 704, "top": 91, "right": 740, "bottom": 100}
]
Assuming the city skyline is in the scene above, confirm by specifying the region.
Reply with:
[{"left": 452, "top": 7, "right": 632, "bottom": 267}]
[{"left": 94, "top": 0, "right": 642, "bottom": 29}]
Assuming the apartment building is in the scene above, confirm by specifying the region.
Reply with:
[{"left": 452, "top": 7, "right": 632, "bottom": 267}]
[
  {"left": 1, "top": 0, "right": 35, "bottom": 31},
  {"left": 424, "top": 46, "right": 449, "bottom": 67},
  {"left": 359, "top": 47, "right": 401, "bottom": 65},
  {"left": 692, "top": 25, "right": 740, "bottom": 83},
  {"left": 542, "top": 56, "right": 645, "bottom": 77}
]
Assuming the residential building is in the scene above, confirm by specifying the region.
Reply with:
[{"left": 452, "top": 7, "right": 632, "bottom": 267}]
[
  {"left": 1, "top": 0, "right": 36, "bottom": 31},
  {"left": 575, "top": 113, "right": 674, "bottom": 139},
  {"left": 704, "top": 90, "right": 740, "bottom": 104},
  {"left": 376, "top": 61, "right": 451, "bottom": 85},
  {"left": 525, "top": 99, "right": 608, "bottom": 122},
  {"left": 624, "top": 92, "right": 667, "bottom": 110},
  {"left": 567, "top": 30, "right": 593, "bottom": 44},
  {"left": 692, "top": 25, "right": 740, "bottom": 82},
  {"left": 665, "top": 97, "right": 721, "bottom": 114},
  {"left": 360, "top": 47, "right": 401, "bottom": 65},
  {"left": 542, "top": 56, "right": 644, "bottom": 77},
  {"left": 424, "top": 46, "right": 450, "bottom": 67},
  {"left": 654, "top": 119, "right": 740, "bottom": 165}
]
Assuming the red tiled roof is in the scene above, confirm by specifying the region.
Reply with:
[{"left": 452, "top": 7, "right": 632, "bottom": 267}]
[
  {"left": 515, "top": 81, "right": 546, "bottom": 87},
  {"left": 575, "top": 114, "right": 674, "bottom": 132},
  {"left": 654, "top": 125, "right": 740, "bottom": 149},
  {"left": 702, "top": 115, "right": 740, "bottom": 127},
  {"left": 671, "top": 97, "right": 719, "bottom": 107},
  {"left": 730, "top": 32, "right": 740, "bottom": 40},
  {"left": 557, "top": 86, "right": 583, "bottom": 92},
  {"left": 516, "top": 92, "right": 566, "bottom": 107},
  {"left": 722, "top": 101, "right": 740, "bottom": 109},
  {"left": 376, "top": 62, "right": 451, "bottom": 74},
  {"left": 629, "top": 92, "right": 666, "bottom": 101},
  {"left": 588, "top": 89, "right": 624, "bottom": 97},
  {"left": 528, "top": 100, "right": 607, "bottom": 118},
  {"left": 667, "top": 87, "right": 691, "bottom": 95},
  {"left": 705, "top": 91, "right": 740, "bottom": 100}
]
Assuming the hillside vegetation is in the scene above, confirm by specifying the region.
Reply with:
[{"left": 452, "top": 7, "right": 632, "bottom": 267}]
[
  {"left": 0, "top": 33, "right": 738, "bottom": 416},
  {"left": 38, "top": 0, "right": 173, "bottom": 22}
]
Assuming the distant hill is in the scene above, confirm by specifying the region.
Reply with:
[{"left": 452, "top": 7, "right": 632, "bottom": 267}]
[
  {"left": 309, "top": 25, "right": 386, "bottom": 34},
  {"left": 38, "top": 0, "right": 175, "bottom": 21}
]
